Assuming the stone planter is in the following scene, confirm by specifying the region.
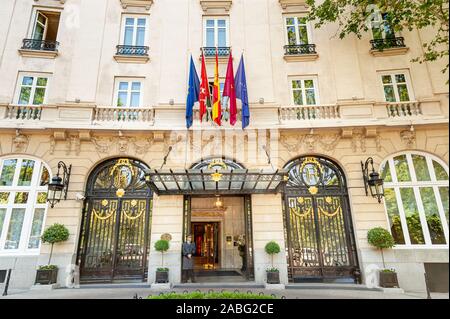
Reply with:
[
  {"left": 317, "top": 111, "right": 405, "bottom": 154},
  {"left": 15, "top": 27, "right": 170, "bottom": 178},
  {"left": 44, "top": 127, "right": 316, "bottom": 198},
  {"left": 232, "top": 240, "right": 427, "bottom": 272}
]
[
  {"left": 155, "top": 270, "right": 169, "bottom": 284},
  {"left": 266, "top": 271, "right": 280, "bottom": 284},
  {"left": 379, "top": 271, "right": 399, "bottom": 288},
  {"left": 35, "top": 268, "right": 58, "bottom": 285}
]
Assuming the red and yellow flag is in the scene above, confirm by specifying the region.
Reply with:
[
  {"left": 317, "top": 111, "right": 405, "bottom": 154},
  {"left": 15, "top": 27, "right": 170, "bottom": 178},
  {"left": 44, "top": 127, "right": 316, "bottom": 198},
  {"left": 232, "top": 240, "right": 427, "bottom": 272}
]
[
  {"left": 199, "top": 50, "right": 210, "bottom": 122},
  {"left": 212, "top": 48, "right": 222, "bottom": 126}
]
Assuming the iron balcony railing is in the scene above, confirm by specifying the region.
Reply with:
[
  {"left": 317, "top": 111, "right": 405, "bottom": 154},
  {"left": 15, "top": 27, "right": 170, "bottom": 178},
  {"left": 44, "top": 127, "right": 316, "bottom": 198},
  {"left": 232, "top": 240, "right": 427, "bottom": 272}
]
[
  {"left": 21, "top": 39, "right": 59, "bottom": 51},
  {"left": 370, "top": 37, "right": 405, "bottom": 50},
  {"left": 116, "top": 45, "right": 149, "bottom": 56},
  {"left": 284, "top": 44, "right": 317, "bottom": 55},
  {"left": 202, "top": 47, "right": 231, "bottom": 57}
]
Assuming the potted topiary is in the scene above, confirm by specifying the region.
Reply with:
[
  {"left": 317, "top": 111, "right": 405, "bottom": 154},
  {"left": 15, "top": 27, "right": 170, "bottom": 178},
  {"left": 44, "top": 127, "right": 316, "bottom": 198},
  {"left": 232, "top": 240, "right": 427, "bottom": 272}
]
[
  {"left": 35, "top": 223, "right": 70, "bottom": 285},
  {"left": 154, "top": 239, "right": 170, "bottom": 284},
  {"left": 367, "top": 227, "right": 398, "bottom": 288},
  {"left": 265, "top": 241, "right": 281, "bottom": 284}
]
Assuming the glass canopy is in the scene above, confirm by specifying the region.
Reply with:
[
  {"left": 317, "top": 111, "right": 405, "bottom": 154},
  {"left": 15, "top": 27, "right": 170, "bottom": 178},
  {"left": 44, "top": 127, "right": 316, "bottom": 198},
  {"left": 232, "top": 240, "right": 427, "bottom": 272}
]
[{"left": 143, "top": 168, "right": 289, "bottom": 195}]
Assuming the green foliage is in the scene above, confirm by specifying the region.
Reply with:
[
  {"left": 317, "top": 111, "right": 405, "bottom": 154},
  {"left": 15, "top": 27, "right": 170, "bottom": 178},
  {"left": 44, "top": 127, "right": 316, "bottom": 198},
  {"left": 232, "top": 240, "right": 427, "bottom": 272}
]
[
  {"left": 41, "top": 223, "right": 69, "bottom": 244},
  {"left": 380, "top": 268, "right": 396, "bottom": 273},
  {"left": 306, "top": 0, "right": 449, "bottom": 78},
  {"left": 148, "top": 291, "right": 277, "bottom": 299},
  {"left": 266, "top": 267, "right": 280, "bottom": 273},
  {"left": 367, "top": 227, "right": 395, "bottom": 249},
  {"left": 157, "top": 268, "right": 169, "bottom": 272},
  {"left": 38, "top": 265, "right": 58, "bottom": 270},
  {"left": 154, "top": 239, "right": 169, "bottom": 253},
  {"left": 264, "top": 241, "right": 281, "bottom": 255}
]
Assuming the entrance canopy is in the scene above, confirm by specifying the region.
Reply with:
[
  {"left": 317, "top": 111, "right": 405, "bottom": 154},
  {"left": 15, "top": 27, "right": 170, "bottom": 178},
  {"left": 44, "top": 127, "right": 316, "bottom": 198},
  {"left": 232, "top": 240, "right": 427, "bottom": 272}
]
[{"left": 143, "top": 168, "right": 289, "bottom": 195}]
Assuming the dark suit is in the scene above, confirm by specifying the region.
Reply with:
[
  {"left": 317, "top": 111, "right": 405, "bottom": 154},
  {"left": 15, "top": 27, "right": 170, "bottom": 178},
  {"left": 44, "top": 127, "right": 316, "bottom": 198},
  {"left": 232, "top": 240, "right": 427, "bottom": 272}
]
[{"left": 182, "top": 241, "right": 196, "bottom": 283}]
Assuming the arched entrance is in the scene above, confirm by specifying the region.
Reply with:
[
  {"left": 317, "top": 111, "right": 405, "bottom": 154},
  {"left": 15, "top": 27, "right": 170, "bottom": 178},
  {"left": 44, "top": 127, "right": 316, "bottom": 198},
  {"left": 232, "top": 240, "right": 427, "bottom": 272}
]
[
  {"left": 76, "top": 158, "right": 153, "bottom": 283},
  {"left": 283, "top": 156, "right": 360, "bottom": 283}
]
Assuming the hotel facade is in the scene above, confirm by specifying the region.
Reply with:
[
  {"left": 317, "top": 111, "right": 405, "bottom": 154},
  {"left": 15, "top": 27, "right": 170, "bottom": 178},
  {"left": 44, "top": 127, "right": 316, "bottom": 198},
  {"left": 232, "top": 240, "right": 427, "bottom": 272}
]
[{"left": 0, "top": 0, "right": 448, "bottom": 293}]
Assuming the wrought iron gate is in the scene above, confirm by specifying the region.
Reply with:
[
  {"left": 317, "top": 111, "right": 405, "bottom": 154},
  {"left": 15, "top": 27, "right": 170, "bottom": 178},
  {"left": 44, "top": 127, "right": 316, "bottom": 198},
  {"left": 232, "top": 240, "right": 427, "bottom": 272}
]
[
  {"left": 283, "top": 156, "right": 360, "bottom": 283},
  {"left": 77, "top": 158, "right": 153, "bottom": 283}
]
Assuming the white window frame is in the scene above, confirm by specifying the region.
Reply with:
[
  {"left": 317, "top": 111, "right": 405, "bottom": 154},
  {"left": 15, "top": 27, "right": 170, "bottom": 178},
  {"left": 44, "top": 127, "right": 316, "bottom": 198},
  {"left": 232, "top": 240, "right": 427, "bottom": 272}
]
[
  {"left": 370, "top": 12, "right": 400, "bottom": 40},
  {"left": 28, "top": 7, "right": 62, "bottom": 40},
  {"left": 381, "top": 151, "right": 449, "bottom": 249},
  {"left": 119, "top": 14, "right": 149, "bottom": 47},
  {"left": 283, "top": 15, "right": 312, "bottom": 46},
  {"left": 203, "top": 17, "right": 230, "bottom": 47},
  {"left": 290, "top": 76, "right": 320, "bottom": 106},
  {"left": 13, "top": 72, "right": 51, "bottom": 106},
  {"left": 379, "top": 70, "right": 415, "bottom": 103},
  {"left": 113, "top": 78, "right": 144, "bottom": 108},
  {"left": 0, "top": 156, "right": 51, "bottom": 256}
]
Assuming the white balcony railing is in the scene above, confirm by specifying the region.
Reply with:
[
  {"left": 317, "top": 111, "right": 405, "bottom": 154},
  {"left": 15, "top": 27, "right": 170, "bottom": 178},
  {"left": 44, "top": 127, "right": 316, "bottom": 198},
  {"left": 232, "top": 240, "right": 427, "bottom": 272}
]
[
  {"left": 93, "top": 106, "right": 155, "bottom": 124},
  {"left": 279, "top": 104, "right": 340, "bottom": 121},
  {"left": 386, "top": 101, "right": 422, "bottom": 118},
  {"left": 5, "top": 105, "right": 43, "bottom": 120}
]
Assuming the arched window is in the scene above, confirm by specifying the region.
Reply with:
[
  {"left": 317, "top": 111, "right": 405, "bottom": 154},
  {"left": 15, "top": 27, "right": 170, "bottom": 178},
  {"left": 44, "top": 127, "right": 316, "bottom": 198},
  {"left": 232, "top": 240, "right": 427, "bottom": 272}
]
[
  {"left": 0, "top": 157, "right": 50, "bottom": 254},
  {"left": 380, "top": 152, "right": 449, "bottom": 247}
]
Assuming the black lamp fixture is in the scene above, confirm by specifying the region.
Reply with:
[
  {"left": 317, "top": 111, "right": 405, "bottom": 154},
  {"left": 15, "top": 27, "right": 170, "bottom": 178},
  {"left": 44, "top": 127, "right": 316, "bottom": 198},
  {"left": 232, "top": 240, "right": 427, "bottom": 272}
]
[
  {"left": 361, "top": 157, "right": 384, "bottom": 203},
  {"left": 47, "top": 161, "right": 72, "bottom": 208}
]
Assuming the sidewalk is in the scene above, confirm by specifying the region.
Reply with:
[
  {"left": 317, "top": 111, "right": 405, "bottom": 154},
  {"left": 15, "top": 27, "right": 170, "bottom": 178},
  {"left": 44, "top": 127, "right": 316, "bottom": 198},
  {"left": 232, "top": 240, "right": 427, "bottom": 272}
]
[{"left": 1, "top": 286, "right": 448, "bottom": 299}]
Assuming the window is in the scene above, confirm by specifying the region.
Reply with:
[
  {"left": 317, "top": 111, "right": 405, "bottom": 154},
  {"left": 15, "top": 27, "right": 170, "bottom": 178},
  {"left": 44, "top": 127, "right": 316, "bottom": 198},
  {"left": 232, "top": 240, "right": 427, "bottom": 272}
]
[
  {"left": 30, "top": 10, "right": 61, "bottom": 42},
  {"left": 291, "top": 78, "right": 319, "bottom": 106},
  {"left": 285, "top": 16, "right": 311, "bottom": 45},
  {"left": 204, "top": 18, "right": 229, "bottom": 47},
  {"left": 114, "top": 78, "right": 143, "bottom": 107},
  {"left": 371, "top": 12, "right": 396, "bottom": 40},
  {"left": 121, "top": 16, "right": 148, "bottom": 47},
  {"left": 15, "top": 73, "right": 50, "bottom": 106},
  {"left": 380, "top": 72, "right": 413, "bottom": 102},
  {"left": 381, "top": 152, "right": 449, "bottom": 247},
  {"left": 0, "top": 157, "right": 50, "bottom": 254}
]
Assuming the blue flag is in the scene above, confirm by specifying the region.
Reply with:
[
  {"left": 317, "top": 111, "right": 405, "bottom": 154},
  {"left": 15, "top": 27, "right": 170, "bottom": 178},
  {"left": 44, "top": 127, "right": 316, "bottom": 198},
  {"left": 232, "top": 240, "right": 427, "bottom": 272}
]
[
  {"left": 235, "top": 55, "right": 250, "bottom": 129},
  {"left": 186, "top": 56, "right": 200, "bottom": 128}
]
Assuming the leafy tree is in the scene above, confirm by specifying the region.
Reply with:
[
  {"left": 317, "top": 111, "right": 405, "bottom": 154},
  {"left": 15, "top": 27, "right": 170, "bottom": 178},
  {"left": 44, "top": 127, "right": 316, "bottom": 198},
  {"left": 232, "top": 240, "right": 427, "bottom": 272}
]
[
  {"left": 367, "top": 227, "right": 395, "bottom": 268},
  {"left": 154, "top": 239, "right": 170, "bottom": 268},
  {"left": 41, "top": 223, "right": 70, "bottom": 266},
  {"left": 306, "top": 0, "right": 449, "bottom": 77},
  {"left": 265, "top": 241, "right": 281, "bottom": 270}
]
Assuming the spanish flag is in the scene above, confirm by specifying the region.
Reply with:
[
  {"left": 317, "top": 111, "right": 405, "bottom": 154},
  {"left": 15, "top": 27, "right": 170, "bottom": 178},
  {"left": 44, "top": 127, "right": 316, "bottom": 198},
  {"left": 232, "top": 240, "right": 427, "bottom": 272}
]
[{"left": 212, "top": 48, "right": 222, "bottom": 126}]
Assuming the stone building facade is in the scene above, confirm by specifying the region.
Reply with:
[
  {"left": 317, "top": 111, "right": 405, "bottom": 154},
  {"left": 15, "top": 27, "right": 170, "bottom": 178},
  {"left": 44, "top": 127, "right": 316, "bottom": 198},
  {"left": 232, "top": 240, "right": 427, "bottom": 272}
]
[{"left": 0, "top": 0, "right": 448, "bottom": 293}]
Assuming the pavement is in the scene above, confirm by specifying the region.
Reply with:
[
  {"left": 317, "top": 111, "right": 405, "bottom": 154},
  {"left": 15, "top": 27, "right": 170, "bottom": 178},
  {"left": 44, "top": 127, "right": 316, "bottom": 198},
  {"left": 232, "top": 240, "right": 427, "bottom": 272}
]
[{"left": 1, "top": 284, "right": 448, "bottom": 299}]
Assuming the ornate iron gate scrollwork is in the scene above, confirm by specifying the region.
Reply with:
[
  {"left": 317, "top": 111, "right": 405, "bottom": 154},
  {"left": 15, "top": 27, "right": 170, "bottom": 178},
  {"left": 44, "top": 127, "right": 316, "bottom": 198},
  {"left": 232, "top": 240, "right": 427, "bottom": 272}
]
[
  {"left": 76, "top": 158, "right": 153, "bottom": 283},
  {"left": 283, "top": 156, "right": 360, "bottom": 283}
]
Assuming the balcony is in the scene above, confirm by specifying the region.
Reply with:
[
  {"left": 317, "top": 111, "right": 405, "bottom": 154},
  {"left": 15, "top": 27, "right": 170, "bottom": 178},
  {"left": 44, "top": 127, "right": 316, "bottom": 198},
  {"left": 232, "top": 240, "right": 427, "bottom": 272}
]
[
  {"left": 370, "top": 37, "right": 409, "bottom": 57},
  {"left": 93, "top": 106, "right": 155, "bottom": 126},
  {"left": 19, "top": 39, "right": 59, "bottom": 59},
  {"left": 284, "top": 44, "right": 318, "bottom": 62},
  {"left": 114, "top": 45, "right": 150, "bottom": 63},
  {"left": 386, "top": 101, "right": 422, "bottom": 118},
  {"left": 279, "top": 105, "right": 340, "bottom": 122},
  {"left": 5, "top": 105, "right": 43, "bottom": 121},
  {"left": 201, "top": 47, "right": 231, "bottom": 63}
]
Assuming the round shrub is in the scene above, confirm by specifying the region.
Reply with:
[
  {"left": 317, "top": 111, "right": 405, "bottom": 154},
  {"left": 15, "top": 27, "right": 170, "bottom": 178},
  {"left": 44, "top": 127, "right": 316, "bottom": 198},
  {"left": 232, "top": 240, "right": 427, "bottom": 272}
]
[
  {"left": 265, "top": 241, "right": 281, "bottom": 255},
  {"left": 154, "top": 239, "right": 170, "bottom": 252},
  {"left": 41, "top": 223, "right": 70, "bottom": 244},
  {"left": 367, "top": 227, "right": 395, "bottom": 249}
]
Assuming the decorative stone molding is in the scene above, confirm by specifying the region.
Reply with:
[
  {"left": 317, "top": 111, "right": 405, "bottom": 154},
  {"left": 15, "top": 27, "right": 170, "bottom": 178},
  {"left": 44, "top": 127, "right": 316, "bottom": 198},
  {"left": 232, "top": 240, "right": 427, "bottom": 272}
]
[
  {"left": 90, "top": 132, "right": 158, "bottom": 155},
  {"left": 90, "top": 137, "right": 112, "bottom": 154},
  {"left": 120, "top": 0, "right": 153, "bottom": 10},
  {"left": 200, "top": 0, "right": 233, "bottom": 13},
  {"left": 283, "top": 54, "right": 319, "bottom": 62},
  {"left": 18, "top": 49, "right": 58, "bottom": 59},
  {"left": 278, "top": 0, "right": 308, "bottom": 11},
  {"left": 130, "top": 137, "right": 155, "bottom": 155},
  {"left": 34, "top": 0, "right": 66, "bottom": 4},
  {"left": 114, "top": 55, "right": 150, "bottom": 64},
  {"left": 370, "top": 47, "right": 409, "bottom": 57},
  {"left": 400, "top": 129, "right": 416, "bottom": 148},
  {"left": 281, "top": 131, "right": 341, "bottom": 153},
  {"left": 12, "top": 130, "right": 29, "bottom": 153}
]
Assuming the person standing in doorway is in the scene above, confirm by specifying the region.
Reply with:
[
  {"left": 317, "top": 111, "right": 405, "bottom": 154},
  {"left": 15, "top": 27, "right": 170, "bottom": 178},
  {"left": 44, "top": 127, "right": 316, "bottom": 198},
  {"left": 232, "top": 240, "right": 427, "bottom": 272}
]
[{"left": 182, "top": 235, "right": 196, "bottom": 283}]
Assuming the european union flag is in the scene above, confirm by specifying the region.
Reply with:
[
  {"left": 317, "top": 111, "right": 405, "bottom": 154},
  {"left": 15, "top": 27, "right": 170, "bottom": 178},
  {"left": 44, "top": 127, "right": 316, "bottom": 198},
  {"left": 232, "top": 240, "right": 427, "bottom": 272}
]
[
  {"left": 235, "top": 55, "right": 250, "bottom": 129},
  {"left": 186, "top": 55, "right": 200, "bottom": 128}
]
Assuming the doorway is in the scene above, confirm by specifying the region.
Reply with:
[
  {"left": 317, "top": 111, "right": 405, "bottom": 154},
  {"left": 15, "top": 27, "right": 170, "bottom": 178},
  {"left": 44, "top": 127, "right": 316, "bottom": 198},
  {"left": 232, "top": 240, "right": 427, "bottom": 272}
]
[{"left": 183, "top": 195, "right": 254, "bottom": 282}]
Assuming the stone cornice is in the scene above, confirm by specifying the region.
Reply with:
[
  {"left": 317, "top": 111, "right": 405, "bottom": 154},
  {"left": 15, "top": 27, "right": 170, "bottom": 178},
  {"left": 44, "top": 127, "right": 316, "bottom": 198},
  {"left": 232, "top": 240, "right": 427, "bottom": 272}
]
[
  {"left": 120, "top": 0, "right": 153, "bottom": 10},
  {"left": 200, "top": 0, "right": 233, "bottom": 13}
]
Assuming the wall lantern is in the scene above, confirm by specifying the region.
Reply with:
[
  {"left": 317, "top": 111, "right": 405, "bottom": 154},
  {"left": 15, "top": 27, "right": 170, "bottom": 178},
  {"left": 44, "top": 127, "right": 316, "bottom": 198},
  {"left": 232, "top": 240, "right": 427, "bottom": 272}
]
[
  {"left": 361, "top": 157, "right": 384, "bottom": 203},
  {"left": 47, "top": 161, "right": 72, "bottom": 208}
]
